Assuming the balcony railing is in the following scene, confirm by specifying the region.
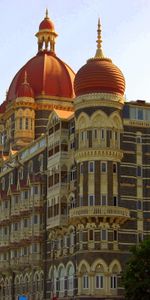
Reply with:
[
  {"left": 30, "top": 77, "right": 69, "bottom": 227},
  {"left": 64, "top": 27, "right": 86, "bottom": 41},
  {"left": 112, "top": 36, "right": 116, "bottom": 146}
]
[
  {"left": 0, "top": 261, "right": 9, "bottom": 270},
  {"left": 69, "top": 205, "right": 130, "bottom": 224},
  {"left": 47, "top": 214, "right": 67, "bottom": 229}
]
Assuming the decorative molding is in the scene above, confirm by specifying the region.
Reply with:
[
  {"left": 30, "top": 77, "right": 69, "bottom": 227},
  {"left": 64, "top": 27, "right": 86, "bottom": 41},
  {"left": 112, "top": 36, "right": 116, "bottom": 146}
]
[{"left": 75, "top": 148, "right": 123, "bottom": 162}]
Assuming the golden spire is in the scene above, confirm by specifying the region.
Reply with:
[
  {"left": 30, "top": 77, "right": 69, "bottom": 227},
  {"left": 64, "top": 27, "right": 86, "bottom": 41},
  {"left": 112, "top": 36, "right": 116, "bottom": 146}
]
[
  {"left": 45, "top": 8, "right": 49, "bottom": 19},
  {"left": 95, "top": 18, "right": 105, "bottom": 59}
]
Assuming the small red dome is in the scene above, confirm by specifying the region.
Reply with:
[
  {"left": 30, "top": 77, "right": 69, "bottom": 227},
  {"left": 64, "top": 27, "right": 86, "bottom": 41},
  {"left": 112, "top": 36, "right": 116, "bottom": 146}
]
[
  {"left": 0, "top": 100, "right": 7, "bottom": 113},
  {"left": 7, "top": 52, "right": 75, "bottom": 101},
  {"left": 74, "top": 58, "right": 125, "bottom": 97},
  {"left": 39, "top": 18, "right": 54, "bottom": 31},
  {"left": 17, "top": 81, "right": 34, "bottom": 98}
]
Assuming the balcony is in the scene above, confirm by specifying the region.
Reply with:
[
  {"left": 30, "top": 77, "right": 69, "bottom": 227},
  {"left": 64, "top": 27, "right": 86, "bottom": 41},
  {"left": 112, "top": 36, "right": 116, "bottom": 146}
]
[
  {"left": 19, "top": 256, "right": 30, "bottom": 267},
  {"left": 0, "top": 238, "right": 9, "bottom": 247},
  {"left": 29, "top": 253, "right": 41, "bottom": 265},
  {"left": 47, "top": 214, "right": 67, "bottom": 229},
  {"left": 69, "top": 205, "right": 130, "bottom": 225},
  {"left": 10, "top": 232, "right": 20, "bottom": 243},
  {"left": 10, "top": 258, "right": 20, "bottom": 270},
  {"left": 0, "top": 261, "right": 9, "bottom": 271}
]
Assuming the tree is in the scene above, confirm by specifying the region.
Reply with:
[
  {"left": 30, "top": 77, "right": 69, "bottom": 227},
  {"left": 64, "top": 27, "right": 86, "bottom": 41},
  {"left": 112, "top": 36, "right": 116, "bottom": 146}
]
[{"left": 122, "top": 239, "right": 150, "bottom": 300}]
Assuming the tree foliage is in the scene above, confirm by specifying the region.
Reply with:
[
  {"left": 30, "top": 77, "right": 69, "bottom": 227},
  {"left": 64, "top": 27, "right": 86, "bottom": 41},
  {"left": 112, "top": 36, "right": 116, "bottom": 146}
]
[{"left": 122, "top": 239, "right": 150, "bottom": 300}]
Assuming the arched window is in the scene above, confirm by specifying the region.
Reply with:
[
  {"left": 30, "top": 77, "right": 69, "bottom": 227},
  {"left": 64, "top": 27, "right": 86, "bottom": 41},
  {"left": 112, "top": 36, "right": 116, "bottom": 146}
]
[
  {"left": 58, "top": 266, "right": 65, "bottom": 293},
  {"left": 67, "top": 264, "right": 75, "bottom": 294},
  {"left": 19, "top": 118, "right": 23, "bottom": 129},
  {"left": 25, "top": 118, "right": 29, "bottom": 130},
  {"left": 24, "top": 275, "right": 29, "bottom": 291},
  {"left": 110, "top": 264, "right": 119, "bottom": 290},
  {"left": 95, "top": 264, "right": 104, "bottom": 289},
  {"left": 81, "top": 265, "right": 89, "bottom": 290}
]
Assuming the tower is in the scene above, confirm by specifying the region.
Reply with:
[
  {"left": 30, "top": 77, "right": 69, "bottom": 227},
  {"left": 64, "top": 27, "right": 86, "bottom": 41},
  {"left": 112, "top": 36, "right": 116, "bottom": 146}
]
[{"left": 70, "top": 19, "right": 130, "bottom": 298}]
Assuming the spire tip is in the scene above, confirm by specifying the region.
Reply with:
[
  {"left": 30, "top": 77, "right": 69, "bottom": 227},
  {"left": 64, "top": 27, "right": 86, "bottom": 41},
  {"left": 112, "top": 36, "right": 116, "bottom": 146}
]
[
  {"left": 94, "top": 17, "right": 105, "bottom": 59},
  {"left": 46, "top": 8, "right": 48, "bottom": 18}
]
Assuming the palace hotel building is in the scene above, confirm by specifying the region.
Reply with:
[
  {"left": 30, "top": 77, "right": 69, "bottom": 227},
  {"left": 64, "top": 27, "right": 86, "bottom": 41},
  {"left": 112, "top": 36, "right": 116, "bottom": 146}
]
[{"left": 0, "top": 10, "right": 150, "bottom": 300}]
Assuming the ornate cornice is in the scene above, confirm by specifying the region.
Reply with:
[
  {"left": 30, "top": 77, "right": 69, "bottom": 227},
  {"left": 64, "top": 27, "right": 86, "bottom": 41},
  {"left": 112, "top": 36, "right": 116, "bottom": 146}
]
[
  {"left": 124, "top": 119, "right": 150, "bottom": 128},
  {"left": 74, "top": 92, "right": 125, "bottom": 111},
  {"left": 75, "top": 148, "right": 123, "bottom": 162}
]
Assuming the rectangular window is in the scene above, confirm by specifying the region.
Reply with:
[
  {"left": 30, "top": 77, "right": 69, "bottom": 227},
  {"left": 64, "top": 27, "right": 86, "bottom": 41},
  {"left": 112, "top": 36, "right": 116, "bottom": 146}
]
[
  {"left": 114, "top": 230, "right": 118, "bottom": 241},
  {"left": 80, "top": 163, "right": 83, "bottom": 174},
  {"left": 14, "top": 223, "right": 18, "bottom": 231},
  {"left": 23, "top": 247, "right": 28, "bottom": 256},
  {"left": 34, "top": 215, "right": 38, "bottom": 224},
  {"left": 115, "top": 132, "right": 118, "bottom": 141},
  {"left": 83, "top": 275, "right": 89, "bottom": 289},
  {"left": 89, "top": 229, "right": 94, "bottom": 241},
  {"left": 101, "top": 194, "right": 107, "bottom": 206},
  {"left": 3, "top": 253, "right": 7, "bottom": 260},
  {"left": 137, "top": 166, "right": 142, "bottom": 177},
  {"left": 137, "top": 200, "right": 142, "bottom": 210},
  {"left": 96, "top": 275, "right": 104, "bottom": 289},
  {"left": 4, "top": 227, "right": 8, "bottom": 235},
  {"left": 94, "top": 129, "right": 97, "bottom": 139},
  {"left": 32, "top": 243, "right": 38, "bottom": 253},
  {"left": 137, "top": 109, "right": 143, "bottom": 120},
  {"left": 113, "top": 196, "right": 118, "bottom": 207},
  {"left": 111, "top": 275, "right": 117, "bottom": 289},
  {"left": 81, "top": 131, "right": 84, "bottom": 141},
  {"left": 108, "top": 130, "right": 112, "bottom": 139},
  {"left": 25, "top": 118, "right": 28, "bottom": 129},
  {"left": 101, "top": 162, "right": 107, "bottom": 173},
  {"left": 14, "top": 250, "right": 18, "bottom": 258},
  {"left": 101, "top": 129, "right": 105, "bottom": 139},
  {"left": 23, "top": 219, "right": 28, "bottom": 228},
  {"left": 24, "top": 190, "right": 28, "bottom": 199},
  {"left": 4, "top": 201, "right": 8, "bottom": 209},
  {"left": 113, "top": 163, "right": 117, "bottom": 173},
  {"left": 101, "top": 229, "right": 107, "bottom": 241},
  {"left": 88, "top": 161, "right": 94, "bottom": 173},
  {"left": 88, "top": 194, "right": 95, "bottom": 206},
  {"left": 130, "top": 107, "right": 136, "bottom": 119},
  {"left": 34, "top": 186, "right": 38, "bottom": 194},
  {"left": 19, "top": 118, "right": 22, "bottom": 129}
]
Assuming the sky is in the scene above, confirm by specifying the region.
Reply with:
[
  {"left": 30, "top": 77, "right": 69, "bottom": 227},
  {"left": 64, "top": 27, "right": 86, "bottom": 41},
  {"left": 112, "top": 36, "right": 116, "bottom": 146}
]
[{"left": 0, "top": 0, "right": 150, "bottom": 103}]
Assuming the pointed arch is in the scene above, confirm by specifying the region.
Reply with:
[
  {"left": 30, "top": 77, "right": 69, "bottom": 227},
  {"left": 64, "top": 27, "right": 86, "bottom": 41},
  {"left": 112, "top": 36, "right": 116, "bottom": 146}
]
[
  {"left": 91, "top": 110, "right": 108, "bottom": 127},
  {"left": 76, "top": 112, "right": 89, "bottom": 130},
  {"left": 91, "top": 258, "right": 108, "bottom": 272},
  {"left": 78, "top": 260, "right": 90, "bottom": 273},
  {"left": 109, "top": 111, "right": 123, "bottom": 130},
  {"left": 109, "top": 259, "right": 122, "bottom": 273}
]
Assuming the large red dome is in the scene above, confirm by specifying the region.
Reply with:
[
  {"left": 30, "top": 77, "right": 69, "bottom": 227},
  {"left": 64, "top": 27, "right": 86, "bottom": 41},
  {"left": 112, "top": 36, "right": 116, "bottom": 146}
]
[
  {"left": 74, "top": 57, "right": 125, "bottom": 97},
  {"left": 7, "top": 52, "right": 75, "bottom": 101}
]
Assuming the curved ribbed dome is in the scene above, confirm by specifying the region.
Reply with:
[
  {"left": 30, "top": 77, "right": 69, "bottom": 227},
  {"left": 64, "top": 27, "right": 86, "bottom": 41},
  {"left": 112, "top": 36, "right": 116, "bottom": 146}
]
[
  {"left": 7, "top": 51, "right": 75, "bottom": 101},
  {"left": 74, "top": 19, "right": 125, "bottom": 97},
  {"left": 74, "top": 57, "right": 125, "bottom": 96}
]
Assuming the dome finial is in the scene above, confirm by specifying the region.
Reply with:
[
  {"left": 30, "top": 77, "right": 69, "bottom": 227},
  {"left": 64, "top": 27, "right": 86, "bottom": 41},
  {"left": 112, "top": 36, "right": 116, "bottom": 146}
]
[
  {"left": 45, "top": 8, "right": 49, "bottom": 19},
  {"left": 23, "top": 71, "right": 28, "bottom": 84},
  {"left": 95, "top": 18, "right": 105, "bottom": 59}
]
